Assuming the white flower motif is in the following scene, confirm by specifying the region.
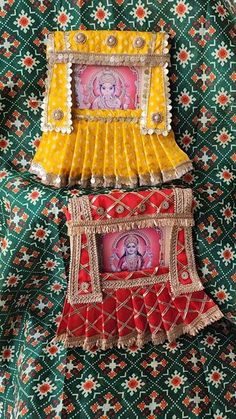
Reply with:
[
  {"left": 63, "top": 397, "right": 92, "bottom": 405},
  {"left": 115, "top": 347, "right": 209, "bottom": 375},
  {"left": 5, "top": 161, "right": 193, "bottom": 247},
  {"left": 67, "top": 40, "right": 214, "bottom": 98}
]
[
  {"left": 170, "top": 1, "right": 192, "bottom": 22},
  {"left": 176, "top": 88, "right": 196, "bottom": 110},
  {"left": 165, "top": 370, "right": 187, "bottom": 393},
  {"left": 77, "top": 374, "right": 100, "bottom": 397},
  {"left": 5, "top": 272, "right": 22, "bottom": 288},
  {"left": 206, "top": 366, "right": 226, "bottom": 388},
  {"left": 25, "top": 93, "right": 41, "bottom": 114},
  {"left": 130, "top": 0, "right": 151, "bottom": 26},
  {"left": 174, "top": 44, "right": 193, "bottom": 68},
  {"left": 33, "top": 378, "right": 56, "bottom": 399},
  {"left": 220, "top": 203, "right": 235, "bottom": 224},
  {"left": 201, "top": 333, "right": 220, "bottom": 349},
  {"left": 0, "top": 346, "right": 14, "bottom": 362},
  {"left": 212, "top": 41, "right": 233, "bottom": 66},
  {"left": 179, "top": 130, "right": 194, "bottom": 150},
  {"left": 19, "top": 52, "right": 39, "bottom": 74},
  {"left": 213, "top": 285, "right": 233, "bottom": 304},
  {"left": 121, "top": 374, "right": 145, "bottom": 395},
  {"left": 90, "top": 2, "right": 111, "bottom": 28},
  {"left": 54, "top": 7, "right": 73, "bottom": 29},
  {"left": 0, "top": 135, "right": 12, "bottom": 154},
  {"left": 212, "top": 2, "right": 229, "bottom": 21},
  {"left": 218, "top": 244, "right": 235, "bottom": 266},
  {"left": 25, "top": 188, "right": 43, "bottom": 205},
  {"left": 0, "top": 237, "right": 12, "bottom": 255},
  {"left": 213, "top": 87, "right": 233, "bottom": 110},
  {"left": 215, "top": 128, "right": 232, "bottom": 148},
  {"left": 163, "top": 340, "right": 183, "bottom": 353},
  {"left": 217, "top": 166, "right": 234, "bottom": 185},
  {"left": 30, "top": 224, "right": 51, "bottom": 243},
  {"left": 14, "top": 10, "right": 35, "bottom": 33},
  {"left": 42, "top": 343, "right": 62, "bottom": 360},
  {"left": 43, "top": 257, "right": 58, "bottom": 271}
]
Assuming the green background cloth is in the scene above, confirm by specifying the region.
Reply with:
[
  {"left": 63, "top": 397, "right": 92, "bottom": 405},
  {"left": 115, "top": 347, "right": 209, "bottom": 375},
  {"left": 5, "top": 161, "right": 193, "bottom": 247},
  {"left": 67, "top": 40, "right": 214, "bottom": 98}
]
[{"left": 0, "top": 1, "right": 235, "bottom": 417}]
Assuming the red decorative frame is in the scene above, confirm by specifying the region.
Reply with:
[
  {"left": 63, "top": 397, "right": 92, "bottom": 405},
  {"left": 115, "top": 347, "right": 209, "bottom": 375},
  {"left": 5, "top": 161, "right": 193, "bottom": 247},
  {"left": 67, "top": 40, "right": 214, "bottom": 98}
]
[{"left": 66, "top": 188, "right": 203, "bottom": 304}]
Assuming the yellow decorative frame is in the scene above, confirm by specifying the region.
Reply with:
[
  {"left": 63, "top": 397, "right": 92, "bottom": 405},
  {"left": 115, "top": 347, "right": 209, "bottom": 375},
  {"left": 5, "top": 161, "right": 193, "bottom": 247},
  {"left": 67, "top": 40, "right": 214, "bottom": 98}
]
[{"left": 41, "top": 30, "right": 172, "bottom": 135}]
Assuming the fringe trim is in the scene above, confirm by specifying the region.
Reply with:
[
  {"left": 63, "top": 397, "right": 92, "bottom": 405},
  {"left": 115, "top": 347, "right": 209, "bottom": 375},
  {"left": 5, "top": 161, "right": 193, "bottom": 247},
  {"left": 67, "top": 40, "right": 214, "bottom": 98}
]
[
  {"left": 68, "top": 215, "right": 194, "bottom": 235},
  {"left": 29, "top": 160, "right": 192, "bottom": 189},
  {"left": 54, "top": 306, "right": 223, "bottom": 350}
]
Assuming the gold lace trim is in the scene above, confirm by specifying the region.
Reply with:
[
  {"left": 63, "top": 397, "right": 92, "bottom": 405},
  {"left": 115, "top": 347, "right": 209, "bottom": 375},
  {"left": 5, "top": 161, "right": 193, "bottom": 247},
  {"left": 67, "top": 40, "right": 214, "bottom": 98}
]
[
  {"left": 47, "top": 51, "right": 170, "bottom": 67},
  {"left": 29, "top": 161, "right": 192, "bottom": 189},
  {"left": 55, "top": 306, "right": 223, "bottom": 350}
]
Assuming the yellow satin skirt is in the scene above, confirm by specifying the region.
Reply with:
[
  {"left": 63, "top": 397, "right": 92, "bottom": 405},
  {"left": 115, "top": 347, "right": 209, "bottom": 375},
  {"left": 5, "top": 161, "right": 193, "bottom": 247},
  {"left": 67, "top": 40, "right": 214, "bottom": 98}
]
[{"left": 30, "top": 110, "right": 192, "bottom": 188}]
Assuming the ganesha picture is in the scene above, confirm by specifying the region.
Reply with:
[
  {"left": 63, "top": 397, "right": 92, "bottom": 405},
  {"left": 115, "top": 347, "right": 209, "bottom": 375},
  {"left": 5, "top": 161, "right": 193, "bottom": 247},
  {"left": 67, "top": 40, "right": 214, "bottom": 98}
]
[
  {"left": 100, "top": 228, "right": 163, "bottom": 273},
  {"left": 73, "top": 65, "right": 140, "bottom": 110}
]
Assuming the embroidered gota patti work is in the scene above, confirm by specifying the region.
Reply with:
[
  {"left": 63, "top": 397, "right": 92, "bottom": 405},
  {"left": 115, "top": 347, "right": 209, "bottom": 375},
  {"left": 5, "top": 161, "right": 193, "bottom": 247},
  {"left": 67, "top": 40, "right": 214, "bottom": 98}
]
[
  {"left": 30, "top": 30, "right": 192, "bottom": 188},
  {"left": 55, "top": 189, "right": 223, "bottom": 349}
]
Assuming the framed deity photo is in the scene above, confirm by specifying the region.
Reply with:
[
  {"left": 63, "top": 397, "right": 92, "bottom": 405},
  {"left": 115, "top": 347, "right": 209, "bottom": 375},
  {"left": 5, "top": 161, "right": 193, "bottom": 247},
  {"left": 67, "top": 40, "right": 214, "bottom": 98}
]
[{"left": 66, "top": 189, "right": 202, "bottom": 305}]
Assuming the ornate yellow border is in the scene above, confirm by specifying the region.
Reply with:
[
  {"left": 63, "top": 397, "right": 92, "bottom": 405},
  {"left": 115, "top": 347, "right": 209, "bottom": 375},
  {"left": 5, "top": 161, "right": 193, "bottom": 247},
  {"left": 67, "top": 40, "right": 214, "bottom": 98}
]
[{"left": 41, "top": 30, "right": 172, "bottom": 135}]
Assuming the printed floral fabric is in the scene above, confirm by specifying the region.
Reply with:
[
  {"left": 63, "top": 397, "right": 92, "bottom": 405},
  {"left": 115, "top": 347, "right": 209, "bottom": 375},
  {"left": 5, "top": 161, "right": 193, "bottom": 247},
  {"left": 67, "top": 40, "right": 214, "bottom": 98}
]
[{"left": 0, "top": 1, "right": 235, "bottom": 418}]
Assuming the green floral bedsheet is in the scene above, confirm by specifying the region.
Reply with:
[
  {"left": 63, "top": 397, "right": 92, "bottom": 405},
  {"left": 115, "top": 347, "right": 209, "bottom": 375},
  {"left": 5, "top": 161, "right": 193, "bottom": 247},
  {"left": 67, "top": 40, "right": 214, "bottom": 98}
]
[{"left": 0, "top": 1, "right": 235, "bottom": 418}]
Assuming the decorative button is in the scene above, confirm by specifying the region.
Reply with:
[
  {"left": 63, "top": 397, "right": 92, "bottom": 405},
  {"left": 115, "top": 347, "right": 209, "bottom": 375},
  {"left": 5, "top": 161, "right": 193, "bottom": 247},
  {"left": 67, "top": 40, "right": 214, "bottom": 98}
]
[
  {"left": 53, "top": 109, "right": 64, "bottom": 120},
  {"left": 80, "top": 282, "right": 89, "bottom": 291},
  {"left": 133, "top": 36, "right": 145, "bottom": 49},
  {"left": 162, "top": 201, "right": 169, "bottom": 209},
  {"left": 181, "top": 271, "right": 189, "bottom": 280},
  {"left": 75, "top": 33, "right": 87, "bottom": 44},
  {"left": 152, "top": 112, "right": 163, "bottom": 123},
  {"left": 106, "top": 35, "right": 117, "bottom": 47},
  {"left": 139, "top": 204, "right": 146, "bottom": 212},
  {"left": 116, "top": 205, "right": 124, "bottom": 214},
  {"left": 96, "top": 207, "right": 105, "bottom": 215}
]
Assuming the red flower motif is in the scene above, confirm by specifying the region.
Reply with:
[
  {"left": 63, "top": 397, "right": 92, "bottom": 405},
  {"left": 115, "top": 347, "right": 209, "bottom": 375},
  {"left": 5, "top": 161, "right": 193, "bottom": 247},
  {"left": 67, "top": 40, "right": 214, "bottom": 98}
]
[
  {"left": 58, "top": 12, "right": 68, "bottom": 25},
  {"left": 19, "top": 16, "right": 29, "bottom": 28},
  {"left": 217, "top": 47, "right": 228, "bottom": 60}
]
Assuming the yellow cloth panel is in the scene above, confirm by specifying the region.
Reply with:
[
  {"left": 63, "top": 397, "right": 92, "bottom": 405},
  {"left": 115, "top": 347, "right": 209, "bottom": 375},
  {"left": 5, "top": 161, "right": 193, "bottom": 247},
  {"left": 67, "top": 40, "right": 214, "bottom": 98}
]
[
  {"left": 147, "top": 66, "right": 166, "bottom": 129},
  {"left": 47, "top": 63, "right": 69, "bottom": 128},
  {"left": 52, "top": 30, "right": 165, "bottom": 55}
]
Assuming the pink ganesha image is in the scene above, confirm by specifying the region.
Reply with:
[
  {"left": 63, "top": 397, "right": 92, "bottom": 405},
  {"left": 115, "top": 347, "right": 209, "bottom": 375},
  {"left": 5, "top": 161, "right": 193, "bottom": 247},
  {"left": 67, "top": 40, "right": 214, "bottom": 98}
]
[{"left": 74, "top": 65, "right": 139, "bottom": 110}]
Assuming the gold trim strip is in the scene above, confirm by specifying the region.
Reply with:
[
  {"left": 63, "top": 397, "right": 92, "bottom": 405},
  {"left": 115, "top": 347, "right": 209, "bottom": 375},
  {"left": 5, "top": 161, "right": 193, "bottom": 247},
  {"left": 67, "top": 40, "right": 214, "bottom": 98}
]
[{"left": 48, "top": 51, "right": 170, "bottom": 67}]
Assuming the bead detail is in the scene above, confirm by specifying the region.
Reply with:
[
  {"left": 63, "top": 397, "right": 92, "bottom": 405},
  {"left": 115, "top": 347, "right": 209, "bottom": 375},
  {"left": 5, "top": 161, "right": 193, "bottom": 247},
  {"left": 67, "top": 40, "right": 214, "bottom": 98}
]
[
  {"left": 133, "top": 36, "right": 145, "bottom": 49},
  {"left": 80, "top": 282, "right": 89, "bottom": 291},
  {"left": 52, "top": 109, "right": 64, "bottom": 120},
  {"left": 162, "top": 201, "right": 169, "bottom": 209},
  {"left": 116, "top": 205, "right": 125, "bottom": 214},
  {"left": 181, "top": 271, "right": 189, "bottom": 280},
  {"left": 75, "top": 33, "right": 87, "bottom": 44},
  {"left": 152, "top": 113, "right": 163, "bottom": 123},
  {"left": 139, "top": 204, "right": 146, "bottom": 212},
  {"left": 106, "top": 35, "right": 117, "bottom": 47},
  {"left": 96, "top": 207, "right": 105, "bottom": 215}
]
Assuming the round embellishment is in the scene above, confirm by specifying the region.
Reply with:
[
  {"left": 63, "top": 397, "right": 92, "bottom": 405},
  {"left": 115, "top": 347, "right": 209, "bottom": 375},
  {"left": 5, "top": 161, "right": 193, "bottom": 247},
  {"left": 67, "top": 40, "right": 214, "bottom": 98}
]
[
  {"left": 133, "top": 36, "right": 145, "bottom": 49},
  {"left": 152, "top": 113, "right": 163, "bottom": 123},
  {"left": 139, "top": 204, "right": 146, "bottom": 212},
  {"left": 181, "top": 271, "right": 189, "bottom": 280},
  {"left": 162, "top": 201, "right": 169, "bottom": 209},
  {"left": 106, "top": 35, "right": 117, "bottom": 47},
  {"left": 116, "top": 205, "right": 124, "bottom": 214},
  {"left": 80, "top": 282, "right": 89, "bottom": 291},
  {"left": 96, "top": 207, "right": 105, "bottom": 215},
  {"left": 75, "top": 33, "right": 87, "bottom": 44},
  {"left": 53, "top": 109, "right": 64, "bottom": 121}
]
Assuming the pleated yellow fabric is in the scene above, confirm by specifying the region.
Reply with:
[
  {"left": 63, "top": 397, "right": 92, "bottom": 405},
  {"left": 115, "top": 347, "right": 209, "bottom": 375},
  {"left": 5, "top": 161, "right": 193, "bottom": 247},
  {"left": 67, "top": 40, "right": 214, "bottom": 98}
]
[{"left": 31, "top": 109, "right": 192, "bottom": 187}]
